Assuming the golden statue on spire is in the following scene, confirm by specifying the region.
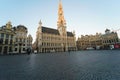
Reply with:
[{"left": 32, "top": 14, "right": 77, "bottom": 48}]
[
  {"left": 57, "top": 0, "right": 66, "bottom": 27},
  {"left": 6, "top": 21, "right": 12, "bottom": 29}
]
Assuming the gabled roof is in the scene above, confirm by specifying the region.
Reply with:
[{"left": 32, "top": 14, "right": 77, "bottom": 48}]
[
  {"left": 67, "top": 32, "right": 74, "bottom": 37},
  {"left": 42, "top": 26, "right": 60, "bottom": 35},
  {"left": 41, "top": 26, "right": 74, "bottom": 37}
]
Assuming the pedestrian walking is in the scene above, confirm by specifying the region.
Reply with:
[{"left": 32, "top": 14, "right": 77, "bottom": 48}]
[
  {"left": 27, "top": 48, "right": 31, "bottom": 55},
  {"left": 68, "top": 50, "right": 70, "bottom": 53}
]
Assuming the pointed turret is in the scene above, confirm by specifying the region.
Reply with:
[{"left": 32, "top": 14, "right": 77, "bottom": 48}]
[
  {"left": 39, "top": 20, "right": 42, "bottom": 27},
  {"left": 37, "top": 20, "right": 42, "bottom": 32}
]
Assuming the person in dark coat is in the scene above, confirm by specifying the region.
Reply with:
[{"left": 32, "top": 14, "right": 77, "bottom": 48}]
[{"left": 27, "top": 48, "right": 31, "bottom": 55}]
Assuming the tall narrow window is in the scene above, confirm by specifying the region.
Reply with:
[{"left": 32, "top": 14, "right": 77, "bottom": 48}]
[
  {"left": 6, "top": 34, "right": 9, "bottom": 39},
  {"left": 5, "top": 39, "right": 8, "bottom": 44},
  {"left": 1, "top": 33, "right": 4, "bottom": 38},
  {"left": 10, "top": 39, "right": 13, "bottom": 45},
  {"left": 0, "top": 38, "right": 3, "bottom": 44}
]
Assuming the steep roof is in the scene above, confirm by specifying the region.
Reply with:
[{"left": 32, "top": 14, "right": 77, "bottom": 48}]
[
  {"left": 67, "top": 32, "right": 74, "bottom": 37},
  {"left": 42, "top": 26, "right": 60, "bottom": 35},
  {"left": 42, "top": 26, "right": 74, "bottom": 37}
]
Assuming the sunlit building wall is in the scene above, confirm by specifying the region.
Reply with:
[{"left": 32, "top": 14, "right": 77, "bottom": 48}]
[
  {"left": 77, "top": 33, "right": 102, "bottom": 50},
  {"left": 0, "top": 22, "right": 15, "bottom": 54},
  {"left": 35, "top": 1, "right": 76, "bottom": 53},
  {"left": 101, "top": 29, "right": 119, "bottom": 49},
  {"left": 13, "top": 25, "right": 33, "bottom": 54},
  {"left": 77, "top": 29, "right": 119, "bottom": 50},
  {"left": 0, "top": 22, "right": 33, "bottom": 54}
]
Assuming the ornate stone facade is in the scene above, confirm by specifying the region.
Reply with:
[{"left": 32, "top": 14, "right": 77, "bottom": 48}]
[
  {"left": 27, "top": 34, "right": 33, "bottom": 49},
  {"left": 77, "top": 33, "right": 102, "bottom": 50},
  {"left": 101, "top": 29, "right": 119, "bottom": 49},
  {"left": 35, "top": 0, "right": 76, "bottom": 53},
  {"left": 13, "top": 25, "right": 33, "bottom": 53},
  {"left": 0, "top": 22, "right": 33, "bottom": 54},
  {"left": 77, "top": 29, "right": 119, "bottom": 50},
  {"left": 0, "top": 22, "right": 15, "bottom": 54}
]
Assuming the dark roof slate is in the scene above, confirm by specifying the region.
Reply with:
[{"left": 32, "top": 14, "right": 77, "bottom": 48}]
[
  {"left": 67, "top": 32, "right": 74, "bottom": 37},
  {"left": 17, "top": 25, "right": 27, "bottom": 30},
  {"left": 42, "top": 26, "right": 74, "bottom": 37},
  {"left": 42, "top": 26, "right": 60, "bottom": 35}
]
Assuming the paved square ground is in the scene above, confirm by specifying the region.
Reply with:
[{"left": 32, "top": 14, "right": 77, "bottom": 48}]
[{"left": 0, "top": 50, "right": 120, "bottom": 80}]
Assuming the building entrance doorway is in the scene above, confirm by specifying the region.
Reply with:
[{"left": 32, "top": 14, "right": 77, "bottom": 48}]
[{"left": 3, "top": 46, "right": 8, "bottom": 54}]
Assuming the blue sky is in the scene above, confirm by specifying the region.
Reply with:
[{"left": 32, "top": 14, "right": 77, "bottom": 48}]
[{"left": 0, "top": 0, "right": 120, "bottom": 42}]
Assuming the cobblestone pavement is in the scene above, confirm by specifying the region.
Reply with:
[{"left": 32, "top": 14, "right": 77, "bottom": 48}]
[{"left": 0, "top": 50, "right": 120, "bottom": 80}]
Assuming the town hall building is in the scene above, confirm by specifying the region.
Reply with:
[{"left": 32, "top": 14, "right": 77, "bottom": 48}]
[{"left": 35, "top": 0, "right": 77, "bottom": 53}]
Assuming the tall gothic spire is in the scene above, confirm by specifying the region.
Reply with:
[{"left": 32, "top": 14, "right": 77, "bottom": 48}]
[
  {"left": 37, "top": 20, "right": 42, "bottom": 35},
  {"left": 57, "top": 0, "right": 66, "bottom": 28},
  {"left": 39, "top": 20, "right": 42, "bottom": 27}
]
